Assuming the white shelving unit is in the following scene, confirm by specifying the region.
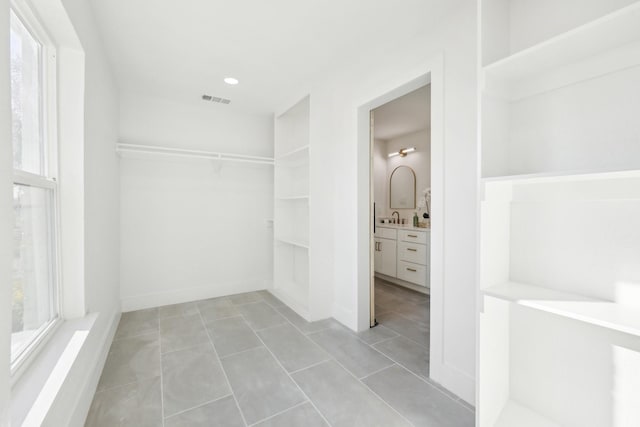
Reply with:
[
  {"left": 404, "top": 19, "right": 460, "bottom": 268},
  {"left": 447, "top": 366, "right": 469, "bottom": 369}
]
[
  {"left": 272, "top": 96, "right": 311, "bottom": 319},
  {"left": 479, "top": 1, "right": 640, "bottom": 426}
]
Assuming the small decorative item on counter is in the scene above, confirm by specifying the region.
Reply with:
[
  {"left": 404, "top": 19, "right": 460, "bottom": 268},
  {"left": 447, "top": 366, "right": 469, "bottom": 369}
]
[{"left": 413, "top": 212, "right": 419, "bottom": 227}]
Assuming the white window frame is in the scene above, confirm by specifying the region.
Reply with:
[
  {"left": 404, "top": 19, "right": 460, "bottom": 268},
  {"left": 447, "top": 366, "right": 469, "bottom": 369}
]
[{"left": 10, "top": 0, "right": 63, "bottom": 379}]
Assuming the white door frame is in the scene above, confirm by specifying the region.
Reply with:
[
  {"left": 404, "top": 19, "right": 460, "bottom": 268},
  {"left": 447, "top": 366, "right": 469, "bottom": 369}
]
[{"left": 356, "top": 54, "right": 445, "bottom": 383}]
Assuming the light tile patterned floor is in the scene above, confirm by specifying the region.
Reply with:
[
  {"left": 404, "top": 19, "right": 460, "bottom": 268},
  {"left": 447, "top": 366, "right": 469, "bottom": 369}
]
[{"left": 85, "top": 285, "right": 474, "bottom": 426}]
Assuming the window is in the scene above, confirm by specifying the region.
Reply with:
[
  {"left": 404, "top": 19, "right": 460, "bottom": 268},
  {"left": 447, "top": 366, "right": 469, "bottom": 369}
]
[{"left": 10, "top": 6, "right": 60, "bottom": 370}]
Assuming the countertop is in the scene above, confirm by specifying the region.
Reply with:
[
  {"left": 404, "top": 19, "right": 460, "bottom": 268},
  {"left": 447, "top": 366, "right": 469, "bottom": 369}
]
[{"left": 376, "top": 223, "right": 430, "bottom": 232}]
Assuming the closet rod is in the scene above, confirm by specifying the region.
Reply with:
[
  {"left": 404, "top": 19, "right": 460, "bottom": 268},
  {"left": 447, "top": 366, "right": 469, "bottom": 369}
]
[{"left": 116, "top": 142, "right": 274, "bottom": 165}]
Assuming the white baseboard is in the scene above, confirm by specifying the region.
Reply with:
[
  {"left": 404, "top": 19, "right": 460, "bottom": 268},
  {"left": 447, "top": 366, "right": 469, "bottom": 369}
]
[
  {"left": 430, "top": 359, "right": 476, "bottom": 406},
  {"left": 332, "top": 304, "right": 356, "bottom": 331},
  {"left": 66, "top": 310, "right": 120, "bottom": 427},
  {"left": 121, "top": 279, "right": 267, "bottom": 312}
]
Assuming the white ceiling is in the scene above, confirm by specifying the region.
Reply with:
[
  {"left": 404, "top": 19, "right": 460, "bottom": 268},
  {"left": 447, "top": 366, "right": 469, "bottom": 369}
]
[
  {"left": 373, "top": 85, "right": 430, "bottom": 140},
  {"left": 89, "top": 0, "right": 461, "bottom": 114}
]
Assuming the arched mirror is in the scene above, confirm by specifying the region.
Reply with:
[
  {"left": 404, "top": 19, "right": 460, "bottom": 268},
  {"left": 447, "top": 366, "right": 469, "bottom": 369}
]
[{"left": 389, "top": 166, "right": 416, "bottom": 209}]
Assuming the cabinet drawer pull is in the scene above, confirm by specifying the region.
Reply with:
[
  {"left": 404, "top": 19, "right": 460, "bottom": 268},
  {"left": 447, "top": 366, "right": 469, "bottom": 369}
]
[
  {"left": 407, "top": 248, "right": 417, "bottom": 252},
  {"left": 408, "top": 234, "right": 418, "bottom": 238},
  {"left": 406, "top": 268, "right": 417, "bottom": 272}
]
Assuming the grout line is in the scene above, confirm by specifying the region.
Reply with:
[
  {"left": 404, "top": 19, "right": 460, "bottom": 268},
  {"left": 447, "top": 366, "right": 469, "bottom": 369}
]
[
  {"left": 200, "top": 313, "right": 246, "bottom": 325},
  {"left": 164, "top": 393, "right": 234, "bottom": 420},
  {"left": 218, "top": 344, "right": 265, "bottom": 360},
  {"left": 318, "top": 350, "right": 415, "bottom": 427},
  {"left": 364, "top": 332, "right": 401, "bottom": 346},
  {"left": 246, "top": 314, "right": 335, "bottom": 427},
  {"left": 197, "top": 310, "right": 251, "bottom": 427},
  {"left": 246, "top": 400, "right": 310, "bottom": 426},
  {"left": 287, "top": 357, "right": 334, "bottom": 376},
  {"left": 359, "top": 363, "right": 398, "bottom": 380}
]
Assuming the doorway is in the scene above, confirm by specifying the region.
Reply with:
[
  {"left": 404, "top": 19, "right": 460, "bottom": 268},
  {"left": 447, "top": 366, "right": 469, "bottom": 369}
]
[
  {"left": 370, "top": 85, "right": 431, "bottom": 344},
  {"left": 356, "top": 55, "right": 445, "bottom": 384}
]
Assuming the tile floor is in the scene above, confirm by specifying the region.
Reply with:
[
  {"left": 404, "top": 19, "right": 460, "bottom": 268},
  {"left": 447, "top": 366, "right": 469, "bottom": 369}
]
[{"left": 86, "top": 286, "right": 474, "bottom": 426}]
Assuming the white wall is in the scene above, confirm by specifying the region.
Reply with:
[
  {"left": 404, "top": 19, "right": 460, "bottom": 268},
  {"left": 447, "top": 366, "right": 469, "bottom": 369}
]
[
  {"left": 374, "top": 129, "right": 431, "bottom": 222},
  {"left": 308, "top": 1, "right": 477, "bottom": 403},
  {"left": 0, "top": 1, "right": 13, "bottom": 425},
  {"left": 119, "top": 94, "right": 274, "bottom": 310}
]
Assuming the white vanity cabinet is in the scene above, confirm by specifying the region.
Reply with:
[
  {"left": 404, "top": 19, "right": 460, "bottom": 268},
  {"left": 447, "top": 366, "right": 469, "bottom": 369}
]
[
  {"left": 374, "top": 238, "right": 397, "bottom": 277},
  {"left": 374, "top": 225, "right": 430, "bottom": 291}
]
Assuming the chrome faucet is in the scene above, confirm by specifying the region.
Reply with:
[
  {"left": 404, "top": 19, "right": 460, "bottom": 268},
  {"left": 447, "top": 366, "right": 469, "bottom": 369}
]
[{"left": 391, "top": 211, "right": 400, "bottom": 224}]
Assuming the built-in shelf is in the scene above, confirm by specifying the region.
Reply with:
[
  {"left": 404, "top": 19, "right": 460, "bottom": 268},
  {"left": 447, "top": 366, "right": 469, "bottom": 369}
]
[
  {"left": 276, "top": 145, "right": 309, "bottom": 161},
  {"left": 482, "top": 168, "right": 640, "bottom": 184},
  {"left": 483, "top": 282, "right": 640, "bottom": 337},
  {"left": 484, "top": 2, "right": 640, "bottom": 82},
  {"left": 494, "top": 401, "right": 560, "bottom": 427},
  {"left": 275, "top": 236, "right": 309, "bottom": 249}
]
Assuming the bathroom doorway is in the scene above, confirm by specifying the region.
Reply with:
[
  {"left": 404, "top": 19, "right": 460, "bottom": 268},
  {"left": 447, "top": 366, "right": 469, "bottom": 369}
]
[
  {"left": 356, "top": 60, "right": 444, "bottom": 383},
  {"left": 369, "top": 84, "right": 432, "bottom": 353}
]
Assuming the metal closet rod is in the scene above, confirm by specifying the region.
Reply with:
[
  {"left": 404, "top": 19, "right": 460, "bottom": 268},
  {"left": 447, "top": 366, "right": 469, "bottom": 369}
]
[{"left": 116, "top": 142, "right": 275, "bottom": 165}]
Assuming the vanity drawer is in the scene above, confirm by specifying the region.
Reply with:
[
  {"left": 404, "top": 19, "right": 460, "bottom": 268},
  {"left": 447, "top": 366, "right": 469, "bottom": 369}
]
[
  {"left": 374, "top": 227, "right": 397, "bottom": 240},
  {"left": 398, "top": 241, "right": 427, "bottom": 265},
  {"left": 397, "top": 261, "right": 427, "bottom": 287},
  {"left": 398, "top": 229, "right": 427, "bottom": 245}
]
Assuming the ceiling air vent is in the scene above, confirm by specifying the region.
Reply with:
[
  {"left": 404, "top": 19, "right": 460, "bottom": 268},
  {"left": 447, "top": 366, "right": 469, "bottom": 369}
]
[{"left": 202, "top": 94, "right": 231, "bottom": 104}]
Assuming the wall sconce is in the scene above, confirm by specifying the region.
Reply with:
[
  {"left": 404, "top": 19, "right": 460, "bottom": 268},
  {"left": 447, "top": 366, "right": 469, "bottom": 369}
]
[{"left": 388, "top": 147, "right": 416, "bottom": 158}]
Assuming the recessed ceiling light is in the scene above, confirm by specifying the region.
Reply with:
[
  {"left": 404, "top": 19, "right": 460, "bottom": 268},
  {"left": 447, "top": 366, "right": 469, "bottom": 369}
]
[{"left": 224, "top": 77, "right": 239, "bottom": 85}]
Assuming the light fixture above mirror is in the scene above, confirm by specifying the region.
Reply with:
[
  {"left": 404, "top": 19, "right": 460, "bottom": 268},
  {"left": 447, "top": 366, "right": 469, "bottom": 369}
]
[{"left": 388, "top": 147, "right": 416, "bottom": 158}]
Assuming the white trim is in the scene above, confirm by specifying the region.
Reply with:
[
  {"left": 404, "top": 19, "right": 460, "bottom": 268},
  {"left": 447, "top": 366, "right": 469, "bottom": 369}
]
[
  {"left": 120, "top": 279, "right": 267, "bottom": 312},
  {"left": 9, "top": 318, "right": 61, "bottom": 385},
  {"left": 65, "top": 311, "right": 120, "bottom": 427},
  {"left": 355, "top": 54, "right": 472, "bottom": 401}
]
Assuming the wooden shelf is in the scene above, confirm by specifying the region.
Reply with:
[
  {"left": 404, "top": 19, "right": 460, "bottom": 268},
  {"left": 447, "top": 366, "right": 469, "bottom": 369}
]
[
  {"left": 275, "top": 236, "right": 309, "bottom": 249},
  {"left": 494, "top": 400, "right": 560, "bottom": 427},
  {"left": 484, "top": 2, "right": 640, "bottom": 83},
  {"left": 483, "top": 282, "right": 640, "bottom": 337}
]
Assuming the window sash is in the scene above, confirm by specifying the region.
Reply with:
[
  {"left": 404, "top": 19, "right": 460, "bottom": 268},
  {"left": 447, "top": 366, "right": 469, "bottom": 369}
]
[{"left": 9, "top": 2, "right": 62, "bottom": 376}]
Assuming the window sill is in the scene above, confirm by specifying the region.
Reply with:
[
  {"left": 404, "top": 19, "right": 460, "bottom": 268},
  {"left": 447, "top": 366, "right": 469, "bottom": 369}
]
[{"left": 10, "top": 313, "right": 99, "bottom": 427}]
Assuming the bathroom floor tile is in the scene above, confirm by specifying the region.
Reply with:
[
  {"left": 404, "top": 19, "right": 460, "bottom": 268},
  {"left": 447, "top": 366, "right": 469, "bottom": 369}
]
[
  {"left": 159, "top": 313, "right": 209, "bottom": 353},
  {"left": 158, "top": 302, "right": 199, "bottom": 319},
  {"left": 114, "top": 308, "right": 159, "bottom": 340},
  {"left": 373, "top": 335, "right": 430, "bottom": 379},
  {"left": 308, "top": 327, "right": 393, "bottom": 379},
  {"left": 220, "top": 347, "right": 306, "bottom": 424},
  {"left": 291, "top": 360, "right": 411, "bottom": 427},
  {"left": 357, "top": 324, "right": 399, "bottom": 345},
  {"left": 164, "top": 395, "right": 244, "bottom": 427},
  {"left": 376, "top": 311, "right": 429, "bottom": 348},
  {"left": 227, "top": 291, "right": 264, "bottom": 305},
  {"left": 161, "top": 343, "right": 231, "bottom": 416},
  {"left": 205, "top": 316, "right": 263, "bottom": 357},
  {"left": 257, "top": 323, "right": 330, "bottom": 372},
  {"left": 236, "top": 301, "right": 288, "bottom": 330},
  {"left": 97, "top": 332, "right": 161, "bottom": 391},
  {"left": 86, "top": 377, "right": 162, "bottom": 427},
  {"left": 253, "top": 402, "right": 328, "bottom": 427},
  {"left": 363, "top": 364, "right": 474, "bottom": 427},
  {"left": 274, "top": 305, "right": 341, "bottom": 334}
]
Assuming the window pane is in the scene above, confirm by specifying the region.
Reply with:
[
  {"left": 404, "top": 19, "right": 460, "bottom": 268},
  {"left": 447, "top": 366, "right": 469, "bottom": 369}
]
[
  {"left": 12, "top": 184, "right": 57, "bottom": 362},
  {"left": 10, "top": 11, "right": 44, "bottom": 176}
]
